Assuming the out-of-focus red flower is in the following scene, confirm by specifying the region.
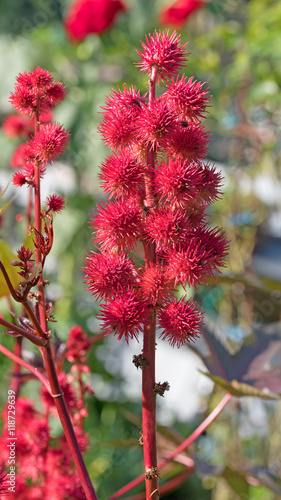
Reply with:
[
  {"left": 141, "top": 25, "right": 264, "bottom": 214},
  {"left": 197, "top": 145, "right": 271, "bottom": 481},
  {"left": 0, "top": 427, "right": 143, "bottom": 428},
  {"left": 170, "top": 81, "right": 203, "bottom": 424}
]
[
  {"left": 2, "top": 114, "right": 33, "bottom": 138},
  {"left": 64, "top": 0, "right": 126, "bottom": 42},
  {"left": 2, "top": 110, "right": 53, "bottom": 140},
  {"left": 12, "top": 171, "right": 28, "bottom": 187},
  {"left": 41, "top": 372, "right": 78, "bottom": 416},
  {"left": 10, "top": 143, "right": 27, "bottom": 169},
  {"left": 65, "top": 325, "right": 91, "bottom": 364},
  {"left": 159, "top": 0, "right": 205, "bottom": 28}
]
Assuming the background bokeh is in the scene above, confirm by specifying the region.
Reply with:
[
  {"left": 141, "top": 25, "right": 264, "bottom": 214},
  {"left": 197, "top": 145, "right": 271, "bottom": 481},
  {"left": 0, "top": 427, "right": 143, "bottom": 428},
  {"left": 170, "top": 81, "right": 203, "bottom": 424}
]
[{"left": 1, "top": 1, "right": 281, "bottom": 498}]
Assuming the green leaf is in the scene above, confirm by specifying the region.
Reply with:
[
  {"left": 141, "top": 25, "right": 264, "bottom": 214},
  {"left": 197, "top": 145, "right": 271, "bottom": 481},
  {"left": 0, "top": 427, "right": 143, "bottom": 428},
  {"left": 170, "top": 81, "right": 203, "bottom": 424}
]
[
  {"left": 210, "top": 273, "right": 281, "bottom": 293},
  {"left": 0, "top": 240, "right": 21, "bottom": 298},
  {"left": 200, "top": 371, "right": 279, "bottom": 400},
  {"left": 0, "top": 179, "right": 16, "bottom": 215},
  {"left": 223, "top": 466, "right": 250, "bottom": 499}
]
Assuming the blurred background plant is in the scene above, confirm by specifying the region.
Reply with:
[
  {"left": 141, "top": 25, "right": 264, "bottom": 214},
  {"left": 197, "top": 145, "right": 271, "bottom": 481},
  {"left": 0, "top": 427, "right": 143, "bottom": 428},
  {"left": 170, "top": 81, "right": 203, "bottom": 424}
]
[{"left": 1, "top": 0, "right": 281, "bottom": 499}]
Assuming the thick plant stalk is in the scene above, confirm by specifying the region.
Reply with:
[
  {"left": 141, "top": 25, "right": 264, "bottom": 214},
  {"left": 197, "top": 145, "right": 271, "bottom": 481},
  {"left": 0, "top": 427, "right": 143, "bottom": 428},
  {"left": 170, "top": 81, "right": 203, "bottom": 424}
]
[
  {"left": 141, "top": 65, "right": 159, "bottom": 500},
  {"left": 141, "top": 310, "right": 158, "bottom": 499},
  {"left": 34, "top": 102, "right": 48, "bottom": 331},
  {"left": 124, "top": 469, "right": 193, "bottom": 500}
]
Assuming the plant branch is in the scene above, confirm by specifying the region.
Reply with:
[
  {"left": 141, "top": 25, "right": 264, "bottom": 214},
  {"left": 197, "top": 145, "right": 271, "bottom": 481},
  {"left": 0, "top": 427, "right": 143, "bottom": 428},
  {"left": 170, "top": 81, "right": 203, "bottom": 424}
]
[
  {"left": 158, "top": 392, "right": 232, "bottom": 468},
  {"left": 0, "top": 261, "right": 22, "bottom": 302},
  {"left": 40, "top": 341, "right": 98, "bottom": 499},
  {"left": 0, "top": 316, "right": 47, "bottom": 346},
  {"left": 23, "top": 300, "right": 49, "bottom": 339}
]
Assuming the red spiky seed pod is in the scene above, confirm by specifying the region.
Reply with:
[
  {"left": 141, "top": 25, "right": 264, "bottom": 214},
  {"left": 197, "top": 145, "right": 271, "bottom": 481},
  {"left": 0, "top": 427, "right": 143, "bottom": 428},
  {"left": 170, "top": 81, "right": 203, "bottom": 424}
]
[
  {"left": 139, "top": 264, "right": 174, "bottom": 306},
  {"left": 136, "top": 30, "right": 189, "bottom": 82},
  {"left": 24, "top": 123, "right": 70, "bottom": 165},
  {"left": 84, "top": 251, "right": 138, "bottom": 299},
  {"left": 163, "top": 75, "right": 210, "bottom": 123},
  {"left": 92, "top": 201, "right": 143, "bottom": 252},
  {"left": 158, "top": 296, "right": 203, "bottom": 347},
  {"left": 97, "top": 289, "right": 148, "bottom": 343},
  {"left": 46, "top": 194, "right": 65, "bottom": 214},
  {"left": 99, "top": 150, "right": 145, "bottom": 200}
]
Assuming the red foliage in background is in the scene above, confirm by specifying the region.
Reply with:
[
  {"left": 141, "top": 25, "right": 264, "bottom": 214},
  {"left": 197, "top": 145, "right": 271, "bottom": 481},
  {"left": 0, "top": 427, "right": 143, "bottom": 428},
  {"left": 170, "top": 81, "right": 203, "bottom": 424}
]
[
  {"left": 159, "top": 0, "right": 205, "bottom": 28},
  {"left": 64, "top": 0, "right": 126, "bottom": 42}
]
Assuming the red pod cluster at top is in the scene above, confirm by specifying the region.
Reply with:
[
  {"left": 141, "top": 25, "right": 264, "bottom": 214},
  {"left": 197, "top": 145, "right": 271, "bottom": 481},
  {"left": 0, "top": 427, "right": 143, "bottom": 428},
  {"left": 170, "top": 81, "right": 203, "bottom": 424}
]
[{"left": 84, "top": 30, "right": 228, "bottom": 347}]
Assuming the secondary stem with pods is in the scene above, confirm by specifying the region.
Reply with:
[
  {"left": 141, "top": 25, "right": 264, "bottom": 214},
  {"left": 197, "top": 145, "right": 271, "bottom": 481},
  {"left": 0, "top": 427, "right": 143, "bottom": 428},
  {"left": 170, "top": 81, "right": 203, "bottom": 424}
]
[
  {"left": 4, "top": 68, "right": 99, "bottom": 500},
  {"left": 32, "top": 102, "right": 98, "bottom": 500}
]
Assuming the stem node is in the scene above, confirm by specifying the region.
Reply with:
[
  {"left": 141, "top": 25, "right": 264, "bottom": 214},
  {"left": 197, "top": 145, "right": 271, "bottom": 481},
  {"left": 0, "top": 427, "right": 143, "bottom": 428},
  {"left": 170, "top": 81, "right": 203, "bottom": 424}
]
[{"left": 145, "top": 467, "right": 160, "bottom": 480}]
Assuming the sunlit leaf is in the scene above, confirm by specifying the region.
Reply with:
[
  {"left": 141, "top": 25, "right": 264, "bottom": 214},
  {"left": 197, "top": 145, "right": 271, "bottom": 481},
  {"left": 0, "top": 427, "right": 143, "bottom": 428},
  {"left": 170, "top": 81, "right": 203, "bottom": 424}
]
[
  {"left": 223, "top": 466, "right": 250, "bottom": 499},
  {"left": 210, "top": 273, "right": 281, "bottom": 293},
  {"left": 0, "top": 239, "right": 21, "bottom": 298},
  {"left": 200, "top": 371, "right": 279, "bottom": 400},
  {"left": 0, "top": 179, "right": 16, "bottom": 215},
  {"left": 0, "top": 179, "right": 11, "bottom": 201}
]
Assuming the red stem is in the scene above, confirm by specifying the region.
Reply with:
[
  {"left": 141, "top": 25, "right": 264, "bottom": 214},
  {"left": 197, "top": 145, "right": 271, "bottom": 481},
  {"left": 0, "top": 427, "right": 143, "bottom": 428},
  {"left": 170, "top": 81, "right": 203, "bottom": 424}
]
[
  {"left": 108, "top": 392, "right": 232, "bottom": 499},
  {"left": 34, "top": 107, "right": 47, "bottom": 331},
  {"left": 8, "top": 264, "right": 23, "bottom": 399},
  {"left": 0, "top": 261, "right": 23, "bottom": 302},
  {"left": 141, "top": 64, "right": 159, "bottom": 500},
  {"left": 40, "top": 342, "right": 98, "bottom": 500},
  {"left": 141, "top": 310, "right": 158, "bottom": 498}
]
